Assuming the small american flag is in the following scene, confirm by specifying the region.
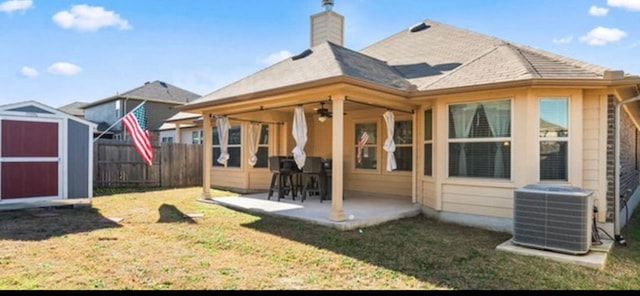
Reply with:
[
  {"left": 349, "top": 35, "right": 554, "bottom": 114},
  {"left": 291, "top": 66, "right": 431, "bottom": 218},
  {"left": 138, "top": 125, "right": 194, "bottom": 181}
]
[
  {"left": 123, "top": 102, "right": 154, "bottom": 166},
  {"left": 357, "top": 131, "right": 369, "bottom": 164}
]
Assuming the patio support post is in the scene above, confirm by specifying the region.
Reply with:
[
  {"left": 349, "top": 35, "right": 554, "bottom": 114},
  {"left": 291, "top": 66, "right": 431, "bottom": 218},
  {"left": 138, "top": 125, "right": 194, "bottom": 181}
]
[
  {"left": 329, "top": 95, "right": 347, "bottom": 221},
  {"left": 202, "top": 111, "right": 212, "bottom": 198},
  {"left": 175, "top": 123, "right": 181, "bottom": 144}
]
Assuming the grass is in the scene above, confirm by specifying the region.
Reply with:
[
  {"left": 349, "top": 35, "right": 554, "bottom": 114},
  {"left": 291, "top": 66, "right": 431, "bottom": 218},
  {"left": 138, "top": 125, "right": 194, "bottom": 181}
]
[{"left": 0, "top": 187, "right": 639, "bottom": 290}]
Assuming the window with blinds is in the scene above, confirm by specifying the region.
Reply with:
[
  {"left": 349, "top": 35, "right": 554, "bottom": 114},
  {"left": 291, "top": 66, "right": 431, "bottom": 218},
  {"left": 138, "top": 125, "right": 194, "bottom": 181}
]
[{"left": 448, "top": 99, "right": 512, "bottom": 179}]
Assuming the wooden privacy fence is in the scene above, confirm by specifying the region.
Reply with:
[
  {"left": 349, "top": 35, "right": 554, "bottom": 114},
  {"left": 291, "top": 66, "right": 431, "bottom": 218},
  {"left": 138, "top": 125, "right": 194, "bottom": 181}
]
[{"left": 94, "top": 139, "right": 203, "bottom": 188}]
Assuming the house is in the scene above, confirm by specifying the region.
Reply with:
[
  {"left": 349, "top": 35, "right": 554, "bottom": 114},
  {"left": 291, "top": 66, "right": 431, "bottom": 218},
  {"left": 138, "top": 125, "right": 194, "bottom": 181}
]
[
  {"left": 0, "top": 101, "right": 96, "bottom": 209},
  {"left": 178, "top": 2, "right": 640, "bottom": 241},
  {"left": 82, "top": 80, "right": 201, "bottom": 140},
  {"left": 157, "top": 112, "right": 203, "bottom": 144}
]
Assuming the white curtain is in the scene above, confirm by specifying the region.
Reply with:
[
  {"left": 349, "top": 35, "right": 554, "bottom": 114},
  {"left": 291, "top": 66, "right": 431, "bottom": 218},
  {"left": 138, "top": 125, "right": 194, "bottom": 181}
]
[
  {"left": 216, "top": 117, "right": 230, "bottom": 167},
  {"left": 292, "top": 106, "right": 307, "bottom": 170},
  {"left": 450, "top": 103, "right": 478, "bottom": 176},
  {"left": 247, "top": 123, "right": 262, "bottom": 167},
  {"left": 383, "top": 111, "right": 397, "bottom": 172},
  {"left": 483, "top": 101, "right": 511, "bottom": 178}
]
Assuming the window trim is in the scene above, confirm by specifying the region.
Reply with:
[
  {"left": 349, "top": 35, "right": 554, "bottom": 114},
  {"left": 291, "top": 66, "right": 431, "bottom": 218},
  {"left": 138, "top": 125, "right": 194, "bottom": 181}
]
[
  {"left": 423, "top": 108, "right": 433, "bottom": 177},
  {"left": 446, "top": 98, "right": 513, "bottom": 180},
  {"left": 353, "top": 120, "right": 380, "bottom": 173},
  {"left": 538, "top": 97, "right": 570, "bottom": 183},
  {"left": 212, "top": 124, "right": 242, "bottom": 169},
  {"left": 387, "top": 117, "right": 413, "bottom": 174}
]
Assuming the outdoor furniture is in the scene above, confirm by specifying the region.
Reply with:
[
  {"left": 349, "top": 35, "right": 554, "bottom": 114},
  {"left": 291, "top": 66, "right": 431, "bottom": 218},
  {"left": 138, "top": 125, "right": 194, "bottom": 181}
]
[
  {"left": 300, "top": 156, "right": 327, "bottom": 202},
  {"left": 267, "top": 156, "right": 297, "bottom": 201}
]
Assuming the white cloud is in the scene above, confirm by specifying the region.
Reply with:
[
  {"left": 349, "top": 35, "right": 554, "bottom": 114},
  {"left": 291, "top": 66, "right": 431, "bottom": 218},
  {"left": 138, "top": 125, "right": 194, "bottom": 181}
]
[
  {"left": 258, "top": 50, "right": 293, "bottom": 66},
  {"left": 589, "top": 6, "right": 609, "bottom": 16},
  {"left": 552, "top": 35, "right": 573, "bottom": 44},
  {"left": 0, "top": 0, "right": 33, "bottom": 13},
  {"left": 20, "top": 66, "right": 39, "bottom": 78},
  {"left": 607, "top": 0, "right": 640, "bottom": 11},
  {"left": 47, "top": 62, "right": 83, "bottom": 75},
  {"left": 630, "top": 41, "right": 640, "bottom": 48},
  {"left": 52, "top": 4, "right": 132, "bottom": 32},
  {"left": 579, "top": 27, "right": 627, "bottom": 46}
]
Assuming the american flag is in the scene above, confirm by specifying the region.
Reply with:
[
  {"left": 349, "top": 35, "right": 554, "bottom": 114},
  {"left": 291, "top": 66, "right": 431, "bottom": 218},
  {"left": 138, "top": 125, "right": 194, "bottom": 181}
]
[
  {"left": 357, "top": 131, "right": 369, "bottom": 164},
  {"left": 123, "top": 102, "right": 154, "bottom": 166}
]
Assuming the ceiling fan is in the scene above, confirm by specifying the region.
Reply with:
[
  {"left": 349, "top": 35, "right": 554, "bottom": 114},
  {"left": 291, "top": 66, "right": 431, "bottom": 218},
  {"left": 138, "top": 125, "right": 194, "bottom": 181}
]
[{"left": 315, "top": 102, "right": 332, "bottom": 118}]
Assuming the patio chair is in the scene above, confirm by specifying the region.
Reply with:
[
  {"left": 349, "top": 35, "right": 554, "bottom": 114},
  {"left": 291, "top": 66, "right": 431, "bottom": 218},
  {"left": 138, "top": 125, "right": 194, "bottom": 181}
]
[
  {"left": 300, "top": 156, "right": 327, "bottom": 202},
  {"left": 267, "top": 156, "right": 296, "bottom": 201}
]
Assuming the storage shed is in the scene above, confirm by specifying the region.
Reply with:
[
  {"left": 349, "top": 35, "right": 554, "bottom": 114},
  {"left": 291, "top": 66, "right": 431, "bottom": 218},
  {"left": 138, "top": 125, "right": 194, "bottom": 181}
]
[{"left": 0, "top": 100, "right": 96, "bottom": 209}]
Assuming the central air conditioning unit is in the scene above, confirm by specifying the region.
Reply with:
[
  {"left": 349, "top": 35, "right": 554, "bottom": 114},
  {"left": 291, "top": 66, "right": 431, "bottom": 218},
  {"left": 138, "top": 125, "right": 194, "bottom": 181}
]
[{"left": 513, "top": 184, "right": 594, "bottom": 255}]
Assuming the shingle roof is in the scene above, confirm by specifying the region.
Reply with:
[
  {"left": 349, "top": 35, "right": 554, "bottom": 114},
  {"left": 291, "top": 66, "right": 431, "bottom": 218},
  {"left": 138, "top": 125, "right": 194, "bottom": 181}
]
[
  {"left": 190, "top": 42, "right": 411, "bottom": 105},
  {"left": 58, "top": 101, "right": 89, "bottom": 117},
  {"left": 84, "top": 80, "right": 201, "bottom": 109},
  {"left": 361, "top": 20, "right": 609, "bottom": 91},
  {"left": 185, "top": 19, "right": 625, "bottom": 108}
]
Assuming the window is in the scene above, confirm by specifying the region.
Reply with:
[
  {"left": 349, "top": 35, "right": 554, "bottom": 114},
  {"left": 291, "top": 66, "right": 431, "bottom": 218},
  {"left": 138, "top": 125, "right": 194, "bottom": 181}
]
[
  {"left": 448, "top": 99, "right": 511, "bottom": 179},
  {"left": 355, "top": 122, "right": 377, "bottom": 169},
  {"left": 213, "top": 125, "right": 241, "bottom": 168},
  {"left": 255, "top": 124, "right": 269, "bottom": 168},
  {"left": 424, "top": 109, "right": 433, "bottom": 176},
  {"left": 161, "top": 136, "right": 174, "bottom": 144},
  {"left": 394, "top": 119, "right": 413, "bottom": 171},
  {"left": 192, "top": 130, "right": 203, "bottom": 144},
  {"left": 539, "top": 98, "right": 568, "bottom": 181}
]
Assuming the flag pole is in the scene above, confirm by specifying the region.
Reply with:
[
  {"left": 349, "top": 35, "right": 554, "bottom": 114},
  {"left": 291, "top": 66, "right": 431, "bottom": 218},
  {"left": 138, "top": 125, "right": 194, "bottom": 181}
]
[{"left": 94, "top": 100, "right": 147, "bottom": 142}]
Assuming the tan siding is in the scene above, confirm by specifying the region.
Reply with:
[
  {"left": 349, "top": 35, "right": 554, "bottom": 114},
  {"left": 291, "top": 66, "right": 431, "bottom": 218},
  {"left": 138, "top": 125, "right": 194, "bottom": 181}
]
[
  {"left": 248, "top": 171, "right": 272, "bottom": 191},
  {"left": 211, "top": 169, "right": 247, "bottom": 189},
  {"left": 442, "top": 184, "right": 514, "bottom": 218},
  {"left": 421, "top": 180, "right": 437, "bottom": 209},
  {"left": 345, "top": 173, "right": 412, "bottom": 196}
]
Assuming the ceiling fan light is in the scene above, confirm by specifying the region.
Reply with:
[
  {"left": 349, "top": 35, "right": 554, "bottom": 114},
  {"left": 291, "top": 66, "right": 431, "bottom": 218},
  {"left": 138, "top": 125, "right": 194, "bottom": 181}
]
[{"left": 318, "top": 115, "right": 328, "bottom": 123}]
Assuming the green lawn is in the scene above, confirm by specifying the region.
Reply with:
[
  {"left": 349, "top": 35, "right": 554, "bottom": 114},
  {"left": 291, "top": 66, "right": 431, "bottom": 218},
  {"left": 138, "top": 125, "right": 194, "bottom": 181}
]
[{"left": 0, "top": 187, "right": 638, "bottom": 290}]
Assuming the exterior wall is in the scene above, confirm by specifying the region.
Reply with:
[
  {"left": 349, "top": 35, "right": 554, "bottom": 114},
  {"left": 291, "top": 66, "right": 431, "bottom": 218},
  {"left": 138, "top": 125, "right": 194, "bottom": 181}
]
[
  {"left": 582, "top": 92, "right": 608, "bottom": 222},
  {"left": 209, "top": 111, "right": 291, "bottom": 194},
  {"left": 607, "top": 96, "right": 640, "bottom": 222},
  {"left": 343, "top": 109, "right": 413, "bottom": 197},
  {"left": 85, "top": 99, "right": 181, "bottom": 136},
  {"left": 418, "top": 88, "right": 593, "bottom": 233},
  {"left": 67, "top": 119, "right": 90, "bottom": 199},
  {"left": 84, "top": 100, "right": 122, "bottom": 132}
]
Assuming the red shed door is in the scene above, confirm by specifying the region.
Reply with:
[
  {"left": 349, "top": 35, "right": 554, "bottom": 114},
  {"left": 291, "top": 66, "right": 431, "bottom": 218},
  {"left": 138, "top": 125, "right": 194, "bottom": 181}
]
[{"left": 1, "top": 119, "right": 60, "bottom": 200}]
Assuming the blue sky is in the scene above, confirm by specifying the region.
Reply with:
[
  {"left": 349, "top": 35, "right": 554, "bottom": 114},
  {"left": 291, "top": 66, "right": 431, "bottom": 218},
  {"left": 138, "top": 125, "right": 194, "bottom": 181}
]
[{"left": 1, "top": 0, "right": 639, "bottom": 109}]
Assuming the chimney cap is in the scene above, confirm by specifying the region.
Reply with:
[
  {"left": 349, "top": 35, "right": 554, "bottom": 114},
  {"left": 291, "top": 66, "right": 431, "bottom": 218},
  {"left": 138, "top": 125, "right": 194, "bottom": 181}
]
[{"left": 322, "top": 0, "right": 334, "bottom": 11}]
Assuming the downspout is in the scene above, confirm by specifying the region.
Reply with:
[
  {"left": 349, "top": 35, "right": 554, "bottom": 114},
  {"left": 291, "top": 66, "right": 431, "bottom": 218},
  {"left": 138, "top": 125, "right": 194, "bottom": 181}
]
[{"left": 614, "top": 92, "right": 640, "bottom": 245}]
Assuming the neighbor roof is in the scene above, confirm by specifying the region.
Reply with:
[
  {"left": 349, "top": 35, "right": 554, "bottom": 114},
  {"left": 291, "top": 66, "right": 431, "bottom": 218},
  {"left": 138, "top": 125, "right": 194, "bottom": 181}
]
[
  {"left": 84, "top": 80, "right": 201, "bottom": 109},
  {"left": 183, "top": 19, "right": 633, "bottom": 110},
  {"left": 58, "top": 101, "right": 89, "bottom": 117}
]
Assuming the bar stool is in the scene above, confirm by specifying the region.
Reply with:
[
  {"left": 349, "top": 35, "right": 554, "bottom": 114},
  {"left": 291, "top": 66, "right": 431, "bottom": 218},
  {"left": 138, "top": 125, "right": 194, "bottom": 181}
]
[
  {"left": 300, "top": 157, "right": 326, "bottom": 202},
  {"left": 267, "top": 156, "right": 295, "bottom": 201}
]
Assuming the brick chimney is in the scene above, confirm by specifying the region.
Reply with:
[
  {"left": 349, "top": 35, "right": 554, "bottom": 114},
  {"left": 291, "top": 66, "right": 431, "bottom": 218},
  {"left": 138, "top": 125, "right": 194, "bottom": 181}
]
[{"left": 310, "top": 0, "right": 344, "bottom": 47}]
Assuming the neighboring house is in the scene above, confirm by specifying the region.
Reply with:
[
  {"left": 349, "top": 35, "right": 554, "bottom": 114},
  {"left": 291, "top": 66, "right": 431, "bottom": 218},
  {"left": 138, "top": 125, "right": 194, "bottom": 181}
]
[
  {"left": 0, "top": 100, "right": 96, "bottom": 209},
  {"left": 83, "top": 80, "right": 201, "bottom": 140},
  {"left": 58, "top": 101, "right": 89, "bottom": 119},
  {"left": 178, "top": 3, "right": 640, "bottom": 240},
  {"left": 157, "top": 112, "right": 203, "bottom": 144}
]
